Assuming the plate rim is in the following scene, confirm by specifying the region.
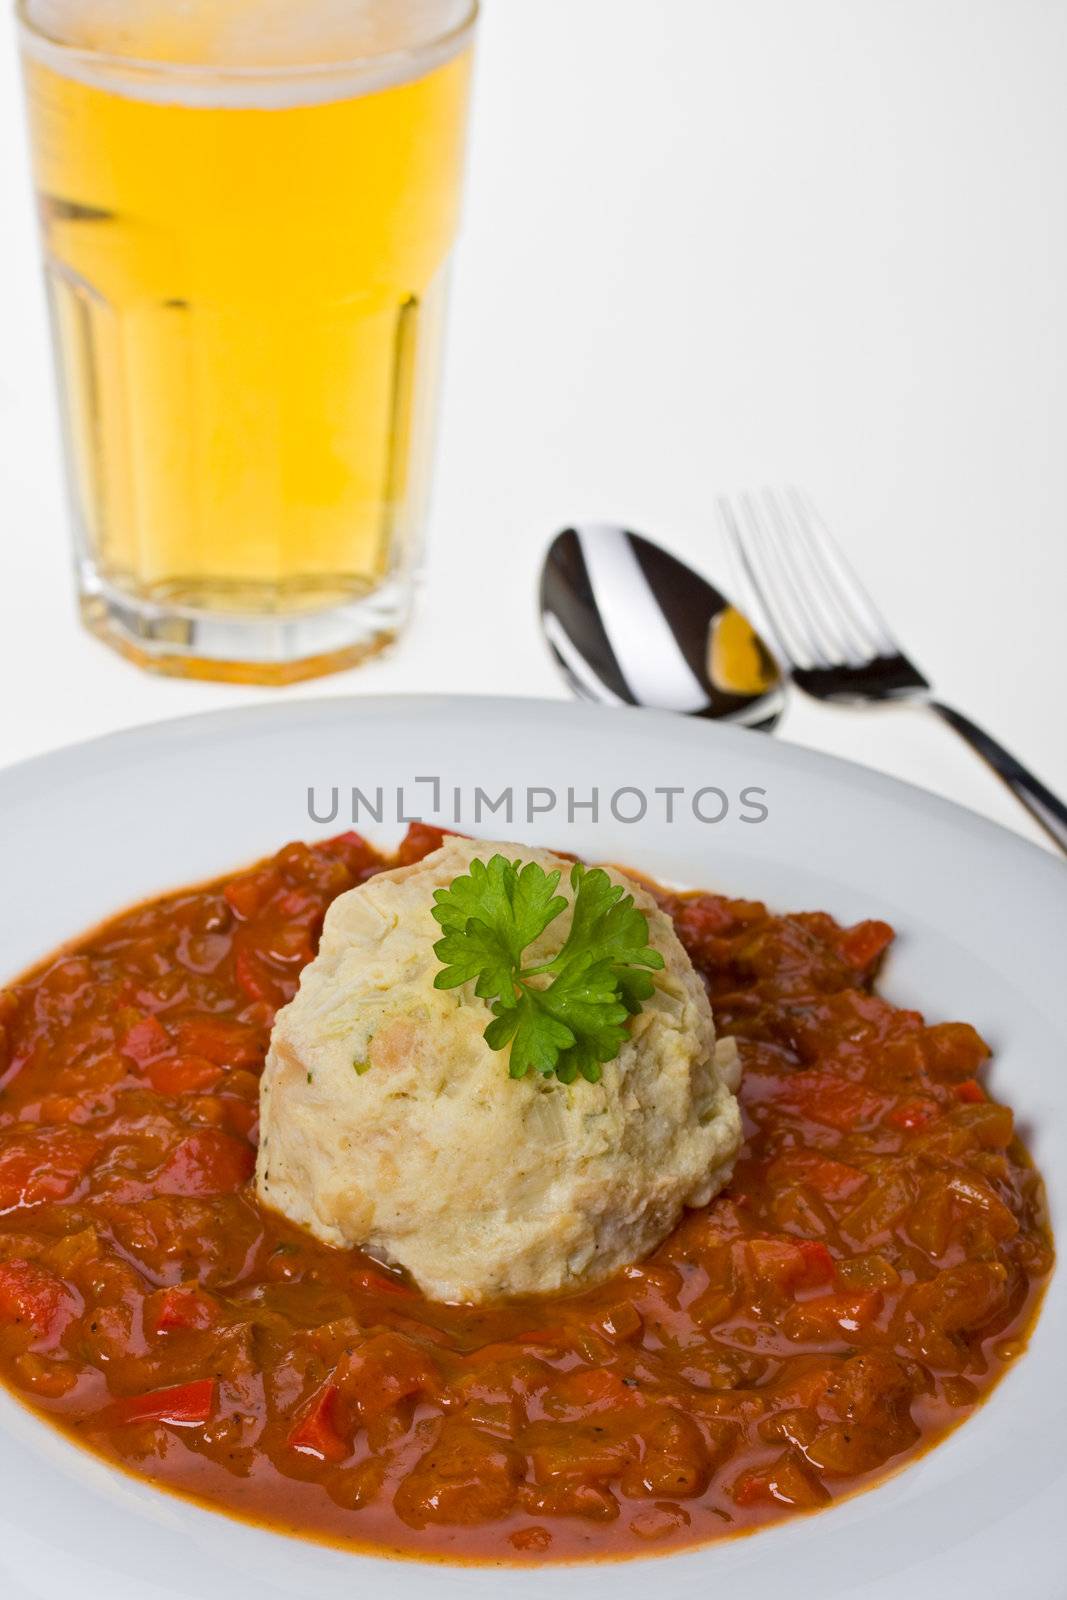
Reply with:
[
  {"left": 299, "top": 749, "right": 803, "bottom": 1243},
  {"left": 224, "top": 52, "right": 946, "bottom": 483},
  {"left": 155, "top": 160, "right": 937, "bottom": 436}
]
[
  {"left": 0, "top": 691, "right": 1061, "bottom": 1599},
  {"left": 1, "top": 690, "right": 1064, "bottom": 881}
]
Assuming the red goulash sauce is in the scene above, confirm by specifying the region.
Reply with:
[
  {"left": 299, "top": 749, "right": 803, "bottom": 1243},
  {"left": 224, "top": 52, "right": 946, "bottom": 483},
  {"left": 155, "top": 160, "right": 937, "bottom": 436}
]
[{"left": 0, "top": 825, "right": 1052, "bottom": 1563}]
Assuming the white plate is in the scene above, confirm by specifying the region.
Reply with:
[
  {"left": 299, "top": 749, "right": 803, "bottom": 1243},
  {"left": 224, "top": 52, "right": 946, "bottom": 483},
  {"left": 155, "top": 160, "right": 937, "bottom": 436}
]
[{"left": 0, "top": 695, "right": 1063, "bottom": 1600}]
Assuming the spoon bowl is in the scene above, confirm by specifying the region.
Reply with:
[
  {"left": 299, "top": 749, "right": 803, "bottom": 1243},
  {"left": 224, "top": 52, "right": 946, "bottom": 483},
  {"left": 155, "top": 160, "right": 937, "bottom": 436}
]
[{"left": 540, "top": 524, "right": 786, "bottom": 730}]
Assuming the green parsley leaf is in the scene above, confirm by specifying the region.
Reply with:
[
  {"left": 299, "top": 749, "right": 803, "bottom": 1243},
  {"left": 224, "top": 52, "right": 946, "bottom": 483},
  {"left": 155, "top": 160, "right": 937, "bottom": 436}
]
[
  {"left": 486, "top": 992, "right": 575, "bottom": 1079},
  {"left": 431, "top": 854, "right": 663, "bottom": 1084},
  {"left": 547, "top": 864, "right": 665, "bottom": 1004},
  {"left": 529, "top": 956, "right": 631, "bottom": 1083},
  {"left": 432, "top": 855, "right": 567, "bottom": 1001}
]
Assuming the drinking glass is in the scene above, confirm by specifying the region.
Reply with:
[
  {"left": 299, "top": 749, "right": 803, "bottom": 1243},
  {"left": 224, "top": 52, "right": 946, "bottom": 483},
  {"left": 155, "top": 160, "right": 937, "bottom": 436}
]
[{"left": 18, "top": 0, "right": 478, "bottom": 683}]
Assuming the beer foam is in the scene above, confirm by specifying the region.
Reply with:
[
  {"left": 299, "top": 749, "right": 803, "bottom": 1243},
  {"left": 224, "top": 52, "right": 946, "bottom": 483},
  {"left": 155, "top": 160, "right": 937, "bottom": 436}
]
[{"left": 21, "top": 0, "right": 475, "bottom": 104}]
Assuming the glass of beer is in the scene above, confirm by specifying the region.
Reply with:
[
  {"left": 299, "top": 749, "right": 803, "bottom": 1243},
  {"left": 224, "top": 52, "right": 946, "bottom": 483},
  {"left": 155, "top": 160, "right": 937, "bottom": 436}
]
[{"left": 18, "top": 0, "right": 478, "bottom": 683}]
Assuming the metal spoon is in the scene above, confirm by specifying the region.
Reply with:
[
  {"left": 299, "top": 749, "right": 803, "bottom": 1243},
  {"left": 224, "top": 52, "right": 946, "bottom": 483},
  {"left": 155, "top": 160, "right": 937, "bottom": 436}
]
[{"left": 540, "top": 524, "right": 786, "bottom": 730}]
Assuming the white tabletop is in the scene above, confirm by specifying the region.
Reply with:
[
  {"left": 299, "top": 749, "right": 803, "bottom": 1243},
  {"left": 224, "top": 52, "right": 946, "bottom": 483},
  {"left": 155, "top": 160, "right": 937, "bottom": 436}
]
[{"left": 1, "top": 0, "right": 1064, "bottom": 852}]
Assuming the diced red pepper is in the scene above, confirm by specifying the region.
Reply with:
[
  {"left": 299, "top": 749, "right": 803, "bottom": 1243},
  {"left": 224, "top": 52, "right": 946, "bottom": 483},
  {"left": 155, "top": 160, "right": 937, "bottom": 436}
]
[
  {"left": 550, "top": 1367, "right": 631, "bottom": 1410},
  {"left": 673, "top": 893, "right": 769, "bottom": 952},
  {"left": 155, "top": 1129, "right": 254, "bottom": 1197},
  {"left": 318, "top": 831, "right": 381, "bottom": 875},
  {"left": 794, "top": 1240, "right": 836, "bottom": 1287},
  {"left": 393, "top": 823, "right": 459, "bottom": 866},
  {"left": 286, "top": 1383, "right": 349, "bottom": 1462},
  {"left": 838, "top": 920, "right": 895, "bottom": 971},
  {"left": 732, "top": 1451, "right": 830, "bottom": 1509},
  {"left": 233, "top": 946, "right": 282, "bottom": 1005},
  {"left": 324, "top": 830, "right": 369, "bottom": 852},
  {"left": 0, "top": 1127, "right": 99, "bottom": 1211},
  {"left": 770, "top": 1151, "right": 869, "bottom": 1202},
  {"left": 111, "top": 1378, "right": 216, "bottom": 1428},
  {"left": 953, "top": 1079, "right": 986, "bottom": 1104},
  {"left": 146, "top": 1284, "right": 217, "bottom": 1334},
  {"left": 223, "top": 869, "right": 281, "bottom": 921},
  {"left": 754, "top": 1071, "right": 890, "bottom": 1133},
  {"left": 147, "top": 1056, "right": 224, "bottom": 1096},
  {"left": 675, "top": 896, "right": 738, "bottom": 939},
  {"left": 174, "top": 1017, "right": 262, "bottom": 1067},
  {"left": 0, "top": 1259, "right": 78, "bottom": 1340},
  {"left": 785, "top": 1290, "right": 884, "bottom": 1340},
  {"left": 923, "top": 1022, "right": 991, "bottom": 1082},
  {"left": 887, "top": 1097, "right": 940, "bottom": 1131},
  {"left": 119, "top": 1014, "right": 170, "bottom": 1064},
  {"left": 747, "top": 1237, "right": 835, "bottom": 1294}
]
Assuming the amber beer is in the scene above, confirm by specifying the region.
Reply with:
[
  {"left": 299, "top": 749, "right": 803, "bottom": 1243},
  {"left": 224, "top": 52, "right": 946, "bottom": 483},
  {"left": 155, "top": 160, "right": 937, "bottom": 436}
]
[{"left": 19, "top": 1, "right": 477, "bottom": 682}]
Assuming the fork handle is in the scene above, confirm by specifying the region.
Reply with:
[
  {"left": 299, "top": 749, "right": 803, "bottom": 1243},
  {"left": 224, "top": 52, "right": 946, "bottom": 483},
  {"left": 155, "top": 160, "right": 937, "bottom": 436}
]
[{"left": 930, "top": 701, "right": 1067, "bottom": 855}]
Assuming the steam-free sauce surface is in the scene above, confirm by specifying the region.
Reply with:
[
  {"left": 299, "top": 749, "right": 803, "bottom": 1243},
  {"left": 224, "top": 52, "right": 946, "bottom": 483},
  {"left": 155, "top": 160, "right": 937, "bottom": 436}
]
[{"left": 0, "top": 826, "right": 1052, "bottom": 1562}]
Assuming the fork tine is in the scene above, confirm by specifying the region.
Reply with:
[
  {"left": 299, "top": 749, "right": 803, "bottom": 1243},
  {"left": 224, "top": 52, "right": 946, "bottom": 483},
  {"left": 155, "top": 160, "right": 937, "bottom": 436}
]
[
  {"left": 785, "top": 489, "right": 899, "bottom": 659},
  {"left": 759, "top": 489, "right": 868, "bottom": 667},
  {"left": 717, "top": 494, "right": 824, "bottom": 670}
]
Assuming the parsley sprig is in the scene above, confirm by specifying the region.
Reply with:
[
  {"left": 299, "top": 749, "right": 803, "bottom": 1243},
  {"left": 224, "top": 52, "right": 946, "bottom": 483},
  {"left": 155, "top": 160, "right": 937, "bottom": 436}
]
[{"left": 431, "top": 856, "right": 665, "bottom": 1084}]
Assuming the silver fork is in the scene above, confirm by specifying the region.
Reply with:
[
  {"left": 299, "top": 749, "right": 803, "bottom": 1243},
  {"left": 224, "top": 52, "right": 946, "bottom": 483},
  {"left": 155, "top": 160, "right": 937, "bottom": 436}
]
[{"left": 718, "top": 487, "right": 1067, "bottom": 854}]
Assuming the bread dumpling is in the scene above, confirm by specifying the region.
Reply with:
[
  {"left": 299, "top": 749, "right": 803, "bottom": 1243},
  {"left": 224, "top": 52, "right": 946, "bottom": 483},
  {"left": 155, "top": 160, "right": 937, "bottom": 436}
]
[{"left": 256, "top": 837, "right": 742, "bottom": 1303}]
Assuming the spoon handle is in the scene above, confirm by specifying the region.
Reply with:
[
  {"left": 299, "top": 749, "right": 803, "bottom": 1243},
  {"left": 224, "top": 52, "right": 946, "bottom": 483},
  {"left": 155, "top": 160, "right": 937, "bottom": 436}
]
[{"left": 930, "top": 701, "right": 1067, "bottom": 855}]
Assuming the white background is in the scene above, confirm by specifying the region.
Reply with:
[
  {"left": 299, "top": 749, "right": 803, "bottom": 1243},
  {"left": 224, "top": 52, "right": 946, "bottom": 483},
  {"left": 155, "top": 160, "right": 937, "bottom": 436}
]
[{"left": 0, "top": 0, "right": 1065, "bottom": 848}]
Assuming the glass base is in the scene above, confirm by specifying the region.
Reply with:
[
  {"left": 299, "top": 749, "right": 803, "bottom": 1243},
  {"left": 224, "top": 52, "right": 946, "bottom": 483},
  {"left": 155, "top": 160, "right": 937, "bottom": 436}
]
[{"left": 78, "top": 572, "right": 409, "bottom": 686}]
